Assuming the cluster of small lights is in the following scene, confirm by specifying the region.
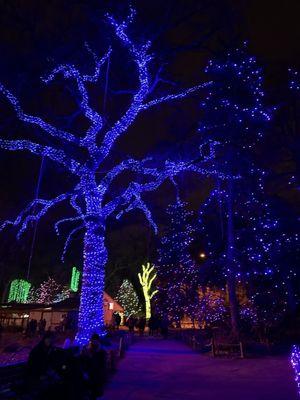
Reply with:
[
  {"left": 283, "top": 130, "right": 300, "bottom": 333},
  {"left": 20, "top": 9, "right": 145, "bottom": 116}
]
[
  {"left": 200, "top": 180, "right": 299, "bottom": 279},
  {"left": 8, "top": 279, "right": 31, "bottom": 303},
  {"left": 196, "top": 44, "right": 300, "bottom": 323},
  {"left": 291, "top": 345, "right": 300, "bottom": 397},
  {"left": 289, "top": 69, "right": 300, "bottom": 91},
  {"left": 199, "top": 43, "right": 273, "bottom": 148},
  {"left": 197, "top": 290, "right": 227, "bottom": 326},
  {"left": 116, "top": 279, "right": 141, "bottom": 317},
  {"left": 29, "top": 277, "right": 64, "bottom": 304},
  {"left": 239, "top": 300, "right": 258, "bottom": 324}
]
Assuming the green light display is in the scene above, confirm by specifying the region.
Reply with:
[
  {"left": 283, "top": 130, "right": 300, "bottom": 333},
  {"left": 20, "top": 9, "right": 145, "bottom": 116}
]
[
  {"left": 8, "top": 279, "right": 31, "bottom": 303},
  {"left": 70, "top": 266, "right": 81, "bottom": 292}
]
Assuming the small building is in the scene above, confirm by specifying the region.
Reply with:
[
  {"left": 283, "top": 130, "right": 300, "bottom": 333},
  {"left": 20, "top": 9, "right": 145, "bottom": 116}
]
[{"left": 0, "top": 292, "right": 124, "bottom": 331}]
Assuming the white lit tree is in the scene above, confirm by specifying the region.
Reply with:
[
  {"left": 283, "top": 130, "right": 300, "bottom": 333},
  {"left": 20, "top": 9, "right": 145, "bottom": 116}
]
[
  {"left": 33, "top": 277, "right": 62, "bottom": 304},
  {"left": 116, "top": 279, "right": 141, "bottom": 317}
]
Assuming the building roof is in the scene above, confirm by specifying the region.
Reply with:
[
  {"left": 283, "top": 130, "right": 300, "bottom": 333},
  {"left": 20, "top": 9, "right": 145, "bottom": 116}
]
[{"left": 0, "top": 292, "right": 124, "bottom": 313}]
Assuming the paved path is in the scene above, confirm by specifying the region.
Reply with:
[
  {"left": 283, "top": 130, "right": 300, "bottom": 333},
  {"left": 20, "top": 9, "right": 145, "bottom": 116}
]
[{"left": 105, "top": 337, "right": 297, "bottom": 400}]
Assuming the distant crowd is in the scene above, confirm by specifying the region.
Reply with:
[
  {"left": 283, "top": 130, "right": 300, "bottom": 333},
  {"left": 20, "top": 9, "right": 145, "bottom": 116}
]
[
  {"left": 123, "top": 314, "right": 169, "bottom": 339},
  {"left": 24, "top": 314, "right": 73, "bottom": 338}
]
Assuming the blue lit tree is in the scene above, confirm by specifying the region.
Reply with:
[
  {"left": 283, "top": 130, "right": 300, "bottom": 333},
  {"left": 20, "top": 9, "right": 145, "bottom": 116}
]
[
  {"left": 198, "top": 44, "right": 275, "bottom": 335},
  {"left": 0, "top": 8, "right": 222, "bottom": 343},
  {"left": 156, "top": 200, "right": 200, "bottom": 325}
]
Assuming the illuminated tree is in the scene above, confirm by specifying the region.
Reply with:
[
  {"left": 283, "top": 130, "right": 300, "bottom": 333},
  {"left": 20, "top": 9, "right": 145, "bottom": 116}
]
[
  {"left": 198, "top": 44, "right": 274, "bottom": 335},
  {"left": 27, "top": 278, "right": 70, "bottom": 304},
  {"left": 116, "top": 279, "right": 141, "bottom": 317},
  {"left": 0, "top": 7, "right": 224, "bottom": 343},
  {"left": 8, "top": 279, "right": 31, "bottom": 303},
  {"left": 70, "top": 266, "right": 81, "bottom": 292},
  {"left": 33, "top": 277, "right": 62, "bottom": 304},
  {"left": 138, "top": 263, "right": 158, "bottom": 319},
  {"left": 156, "top": 200, "right": 199, "bottom": 324}
]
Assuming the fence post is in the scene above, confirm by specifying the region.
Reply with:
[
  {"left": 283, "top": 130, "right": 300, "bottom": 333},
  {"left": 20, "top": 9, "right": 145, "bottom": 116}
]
[
  {"left": 239, "top": 342, "right": 244, "bottom": 358},
  {"left": 212, "top": 337, "right": 216, "bottom": 357}
]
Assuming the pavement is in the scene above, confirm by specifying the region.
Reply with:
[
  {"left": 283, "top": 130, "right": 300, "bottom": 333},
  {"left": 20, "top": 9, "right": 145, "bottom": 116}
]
[{"left": 104, "top": 336, "right": 298, "bottom": 400}]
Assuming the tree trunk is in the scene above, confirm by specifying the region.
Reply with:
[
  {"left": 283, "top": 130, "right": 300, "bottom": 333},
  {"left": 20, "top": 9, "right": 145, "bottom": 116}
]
[
  {"left": 226, "top": 179, "right": 240, "bottom": 338},
  {"left": 76, "top": 220, "right": 107, "bottom": 344},
  {"left": 143, "top": 287, "right": 151, "bottom": 320}
]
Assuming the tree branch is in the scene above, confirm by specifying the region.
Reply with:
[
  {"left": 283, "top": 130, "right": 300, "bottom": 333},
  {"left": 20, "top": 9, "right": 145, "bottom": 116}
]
[
  {"left": 0, "top": 139, "right": 83, "bottom": 175},
  {"left": 101, "top": 157, "right": 152, "bottom": 188},
  {"left": 55, "top": 216, "right": 84, "bottom": 236},
  {"left": 102, "top": 158, "right": 236, "bottom": 225},
  {"left": 0, "top": 193, "right": 70, "bottom": 238},
  {"left": 0, "top": 83, "right": 79, "bottom": 145},
  {"left": 141, "top": 81, "right": 212, "bottom": 110},
  {"left": 97, "top": 9, "right": 152, "bottom": 164},
  {"left": 61, "top": 225, "right": 84, "bottom": 262},
  {"left": 42, "top": 47, "right": 112, "bottom": 154}
]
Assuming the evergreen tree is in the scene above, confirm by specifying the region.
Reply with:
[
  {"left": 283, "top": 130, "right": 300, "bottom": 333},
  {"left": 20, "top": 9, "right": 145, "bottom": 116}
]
[
  {"left": 198, "top": 44, "right": 299, "bottom": 332},
  {"left": 116, "top": 279, "right": 141, "bottom": 317},
  {"left": 198, "top": 43, "right": 273, "bottom": 335},
  {"left": 156, "top": 200, "right": 199, "bottom": 324},
  {"left": 31, "top": 277, "right": 63, "bottom": 304}
]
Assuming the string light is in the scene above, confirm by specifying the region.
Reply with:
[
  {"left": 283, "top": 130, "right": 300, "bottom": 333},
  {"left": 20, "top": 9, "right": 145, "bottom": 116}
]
[
  {"left": 138, "top": 263, "right": 158, "bottom": 320},
  {"left": 156, "top": 201, "right": 200, "bottom": 324},
  {"left": 70, "top": 266, "right": 81, "bottom": 292},
  {"left": 197, "top": 289, "right": 227, "bottom": 326},
  {"left": 0, "top": 7, "right": 228, "bottom": 344},
  {"left": 29, "top": 277, "right": 63, "bottom": 304},
  {"left": 198, "top": 43, "right": 299, "bottom": 322},
  {"left": 8, "top": 279, "right": 31, "bottom": 303}
]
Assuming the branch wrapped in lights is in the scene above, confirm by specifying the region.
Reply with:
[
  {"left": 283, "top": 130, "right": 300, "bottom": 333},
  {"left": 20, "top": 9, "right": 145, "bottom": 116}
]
[
  {"left": 291, "top": 345, "right": 300, "bottom": 397},
  {"left": 0, "top": 7, "right": 220, "bottom": 344}
]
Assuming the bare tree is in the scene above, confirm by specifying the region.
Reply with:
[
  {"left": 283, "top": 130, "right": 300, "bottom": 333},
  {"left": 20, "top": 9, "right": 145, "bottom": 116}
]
[{"left": 0, "top": 7, "right": 223, "bottom": 343}]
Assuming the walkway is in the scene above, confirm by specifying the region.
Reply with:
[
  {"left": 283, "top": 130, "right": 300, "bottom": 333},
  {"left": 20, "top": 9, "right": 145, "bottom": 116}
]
[{"left": 105, "top": 337, "right": 297, "bottom": 400}]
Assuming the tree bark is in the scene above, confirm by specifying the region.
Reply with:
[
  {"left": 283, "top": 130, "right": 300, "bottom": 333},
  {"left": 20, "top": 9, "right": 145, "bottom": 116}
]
[{"left": 75, "top": 176, "right": 107, "bottom": 344}]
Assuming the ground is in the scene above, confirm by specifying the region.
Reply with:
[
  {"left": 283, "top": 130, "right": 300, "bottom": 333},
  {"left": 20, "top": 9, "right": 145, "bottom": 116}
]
[{"left": 105, "top": 337, "right": 297, "bottom": 400}]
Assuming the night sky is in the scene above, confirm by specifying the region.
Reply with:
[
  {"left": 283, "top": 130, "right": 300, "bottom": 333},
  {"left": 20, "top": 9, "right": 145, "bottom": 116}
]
[{"left": 0, "top": 0, "right": 299, "bottom": 299}]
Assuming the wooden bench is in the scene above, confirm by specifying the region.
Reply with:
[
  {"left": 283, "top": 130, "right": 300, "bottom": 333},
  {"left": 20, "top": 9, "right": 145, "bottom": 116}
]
[{"left": 212, "top": 338, "right": 244, "bottom": 358}]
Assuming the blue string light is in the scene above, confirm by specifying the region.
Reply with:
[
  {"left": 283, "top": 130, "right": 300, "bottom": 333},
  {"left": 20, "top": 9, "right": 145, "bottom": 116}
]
[
  {"left": 0, "top": 8, "right": 220, "bottom": 344},
  {"left": 198, "top": 44, "right": 299, "bottom": 322},
  {"left": 291, "top": 345, "right": 300, "bottom": 397}
]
